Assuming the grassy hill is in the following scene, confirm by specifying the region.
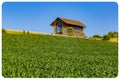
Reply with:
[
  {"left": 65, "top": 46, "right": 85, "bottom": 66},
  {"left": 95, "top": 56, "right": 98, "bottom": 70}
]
[
  {"left": 3, "top": 29, "right": 48, "bottom": 34},
  {"left": 2, "top": 32, "right": 118, "bottom": 78}
]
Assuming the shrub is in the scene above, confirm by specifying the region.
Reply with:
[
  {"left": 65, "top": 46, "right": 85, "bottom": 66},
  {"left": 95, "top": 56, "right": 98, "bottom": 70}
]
[
  {"left": 27, "top": 31, "right": 30, "bottom": 34},
  {"left": 92, "top": 34, "right": 102, "bottom": 38},
  {"left": 66, "top": 27, "right": 74, "bottom": 36},
  {"left": 113, "top": 32, "right": 118, "bottom": 38},
  {"left": 103, "top": 35, "right": 110, "bottom": 40},
  {"left": 108, "top": 32, "right": 114, "bottom": 38},
  {"left": 23, "top": 30, "right": 25, "bottom": 34},
  {"left": 2, "top": 28, "right": 6, "bottom": 33},
  {"left": 108, "top": 32, "right": 118, "bottom": 38}
]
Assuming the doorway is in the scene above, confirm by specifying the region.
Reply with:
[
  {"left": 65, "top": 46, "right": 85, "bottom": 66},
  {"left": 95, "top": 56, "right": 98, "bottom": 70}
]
[{"left": 56, "top": 21, "right": 62, "bottom": 34}]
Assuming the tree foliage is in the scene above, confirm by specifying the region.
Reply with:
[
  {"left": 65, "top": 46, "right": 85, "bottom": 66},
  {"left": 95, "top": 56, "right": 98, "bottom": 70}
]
[
  {"left": 27, "top": 31, "right": 30, "bottom": 34},
  {"left": 92, "top": 34, "right": 102, "bottom": 38},
  {"left": 23, "top": 30, "right": 25, "bottom": 34},
  {"left": 102, "top": 34, "right": 111, "bottom": 40},
  {"left": 2, "top": 28, "right": 6, "bottom": 33},
  {"left": 108, "top": 32, "right": 118, "bottom": 38}
]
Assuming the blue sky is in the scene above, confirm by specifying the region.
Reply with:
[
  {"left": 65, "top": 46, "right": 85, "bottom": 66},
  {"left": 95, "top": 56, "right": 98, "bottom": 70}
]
[{"left": 2, "top": 2, "right": 118, "bottom": 37}]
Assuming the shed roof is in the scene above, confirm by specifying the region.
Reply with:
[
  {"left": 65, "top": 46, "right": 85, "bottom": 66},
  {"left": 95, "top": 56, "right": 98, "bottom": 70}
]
[{"left": 50, "top": 17, "right": 86, "bottom": 27}]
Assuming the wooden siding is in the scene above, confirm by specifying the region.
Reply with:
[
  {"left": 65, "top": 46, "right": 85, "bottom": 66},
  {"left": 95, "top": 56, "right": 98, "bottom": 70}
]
[{"left": 62, "top": 23, "right": 67, "bottom": 35}]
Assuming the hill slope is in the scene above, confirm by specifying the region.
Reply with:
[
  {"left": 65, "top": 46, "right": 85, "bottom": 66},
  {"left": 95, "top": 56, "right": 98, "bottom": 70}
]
[{"left": 2, "top": 33, "right": 118, "bottom": 78}]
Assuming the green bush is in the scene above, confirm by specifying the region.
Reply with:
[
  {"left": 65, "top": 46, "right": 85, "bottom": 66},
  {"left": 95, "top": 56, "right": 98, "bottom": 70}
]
[
  {"left": 113, "top": 32, "right": 118, "bottom": 38},
  {"left": 66, "top": 27, "right": 74, "bottom": 36},
  {"left": 27, "top": 31, "right": 30, "bottom": 34},
  {"left": 108, "top": 32, "right": 118, "bottom": 38},
  {"left": 23, "top": 30, "right": 25, "bottom": 34},
  {"left": 2, "top": 28, "right": 6, "bottom": 33},
  {"left": 92, "top": 34, "right": 102, "bottom": 38},
  {"left": 103, "top": 35, "right": 110, "bottom": 40}
]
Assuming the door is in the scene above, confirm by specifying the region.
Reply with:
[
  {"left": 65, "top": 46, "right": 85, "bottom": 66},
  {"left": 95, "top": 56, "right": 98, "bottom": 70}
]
[{"left": 56, "top": 21, "right": 62, "bottom": 34}]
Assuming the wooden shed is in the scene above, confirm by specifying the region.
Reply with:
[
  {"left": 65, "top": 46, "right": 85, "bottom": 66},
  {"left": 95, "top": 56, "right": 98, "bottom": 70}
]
[{"left": 50, "top": 17, "right": 86, "bottom": 38}]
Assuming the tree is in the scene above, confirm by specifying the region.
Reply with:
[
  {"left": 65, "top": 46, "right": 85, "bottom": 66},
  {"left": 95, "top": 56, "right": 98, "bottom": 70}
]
[
  {"left": 23, "top": 30, "right": 25, "bottom": 34},
  {"left": 92, "top": 34, "right": 102, "bottom": 38},
  {"left": 66, "top": 27, "right": 74, "bottom": 36},
  {"left": 27, "top": 31, "right": 30, "bottom": 34},
  {"left": 108, "top": 32, "right": 114, "bottom": 38},
  {"left": 2, "top": 28, "right": 6, "bottom": 33},
  {"left": 102, "top": 34, "right": 110, "bottom": 40},
  {"left": 108, "top": 31, "right": 118, "bottom": 38},
  {"left": 113, "top": 32, "right": 118, "bottom": 38}
]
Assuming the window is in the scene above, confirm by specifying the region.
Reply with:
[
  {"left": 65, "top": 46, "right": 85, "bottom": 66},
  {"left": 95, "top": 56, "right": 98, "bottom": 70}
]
[{"left": 57, "top": 21, "right": 62, "bottom": 33}]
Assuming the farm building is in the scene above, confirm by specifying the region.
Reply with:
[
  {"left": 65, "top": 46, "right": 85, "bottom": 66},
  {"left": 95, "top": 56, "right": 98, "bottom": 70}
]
[{"left": 50, "top": 17, "right": 86, "bottom": 38}]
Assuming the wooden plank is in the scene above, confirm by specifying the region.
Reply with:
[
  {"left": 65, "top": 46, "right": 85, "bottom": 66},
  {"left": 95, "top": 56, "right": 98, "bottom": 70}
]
[{"left": 54, "top": 21, "right": 56, "bottom": 34}]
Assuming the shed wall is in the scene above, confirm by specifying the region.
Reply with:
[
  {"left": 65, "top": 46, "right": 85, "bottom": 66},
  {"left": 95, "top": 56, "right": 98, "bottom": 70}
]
[{"left": 53, "top": 20, "right": 84, "bottom": 38}]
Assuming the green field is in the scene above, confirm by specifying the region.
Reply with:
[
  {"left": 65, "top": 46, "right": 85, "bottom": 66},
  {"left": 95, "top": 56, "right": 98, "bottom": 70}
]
[{"left": 2, "top": 33, "right": 118, "bottom": 78}]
